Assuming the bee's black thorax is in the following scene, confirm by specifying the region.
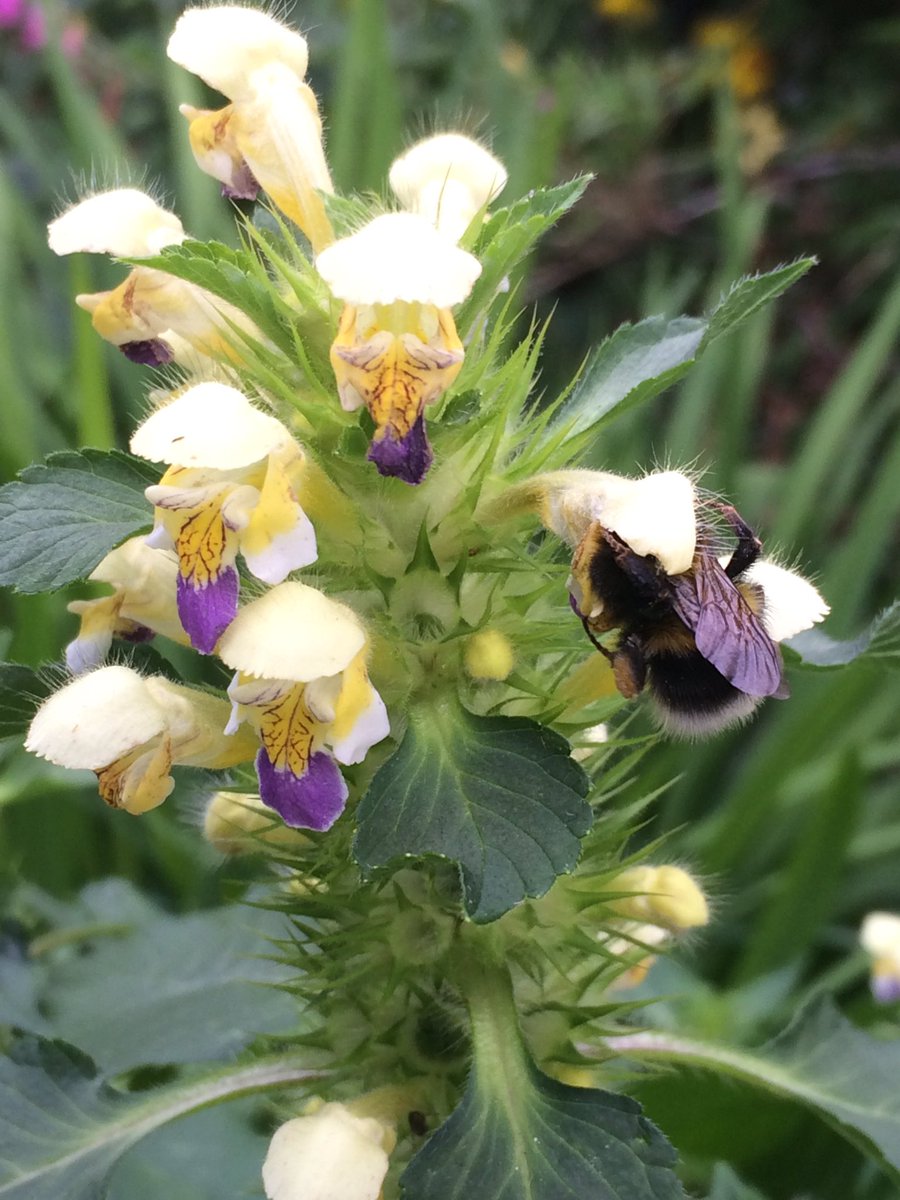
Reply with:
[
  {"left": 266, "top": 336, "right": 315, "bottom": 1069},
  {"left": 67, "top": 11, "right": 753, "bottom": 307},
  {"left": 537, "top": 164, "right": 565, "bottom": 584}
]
[{"left": 586, "top": 534, "right": 673, "bottom": 635}]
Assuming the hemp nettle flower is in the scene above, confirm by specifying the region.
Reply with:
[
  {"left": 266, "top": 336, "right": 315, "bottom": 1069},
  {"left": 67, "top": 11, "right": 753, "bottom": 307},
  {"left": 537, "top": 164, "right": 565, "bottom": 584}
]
[
  {"left": 65, "top": 536, "right": 188, "bottom": 675},
  {"left": 389, "top": 132, "right": 508, "bottom": 243},
  {"left": 218, "top": 582, "right": 389, "bottom": 831},
  {"left": 262, "top": 1101, "right": 395, "bottom": 1200},
  {"left": 860, "top": 912, "right": 900, "bottom": 1004},
  {"left": 317, "top": 213, "right": 481, "bottom": 485},
  {"left": 47, "top": 188, "right": 261, "bottom": 366},
  {"left": 168, "top": 6, "right": 334, "bottom": 252},
  {"left": 25, "top": 665, "right": 256, "bottom": 814},
  {"left": 131, "top": 382, "right": 318, "bottom": 654}
]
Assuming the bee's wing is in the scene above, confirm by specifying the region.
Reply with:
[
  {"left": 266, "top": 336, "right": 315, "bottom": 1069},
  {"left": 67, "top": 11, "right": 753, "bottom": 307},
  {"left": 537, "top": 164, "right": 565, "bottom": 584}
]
[{"left": 671, "top": 558, "right": 785, "bottom": 697}]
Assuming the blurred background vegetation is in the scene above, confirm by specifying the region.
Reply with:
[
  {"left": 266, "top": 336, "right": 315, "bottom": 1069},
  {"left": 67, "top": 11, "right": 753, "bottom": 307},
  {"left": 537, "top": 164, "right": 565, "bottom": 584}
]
[{"left": 2, "top": 1, "right": 900, "bottom": 1195}]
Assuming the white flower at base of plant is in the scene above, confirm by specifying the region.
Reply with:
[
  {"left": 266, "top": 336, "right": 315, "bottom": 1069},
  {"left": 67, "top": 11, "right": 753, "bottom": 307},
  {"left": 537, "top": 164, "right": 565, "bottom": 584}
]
[
  {"left": 25, "top": 665, "right": 256, "bottom": 814},
  {"left": 262, "top": 1101, "right": 396, "bottom": 1200}
]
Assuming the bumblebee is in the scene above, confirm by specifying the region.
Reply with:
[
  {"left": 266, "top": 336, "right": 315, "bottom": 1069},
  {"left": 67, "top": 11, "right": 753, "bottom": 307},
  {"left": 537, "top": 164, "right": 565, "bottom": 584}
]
[{"left": 570, "top": 503, "right": 787, "bottom": 736}]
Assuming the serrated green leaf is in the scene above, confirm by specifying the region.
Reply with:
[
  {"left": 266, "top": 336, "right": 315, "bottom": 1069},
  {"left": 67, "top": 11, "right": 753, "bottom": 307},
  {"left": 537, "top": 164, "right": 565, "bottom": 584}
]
[
  {"left": 787, "top": 600, "right": 900, "bottom": 669},
  {"left": 0, "top": 1031, "right": 321, "bottom": 1200},
  {"left": 0, "top": 450, "right": 156, "bottom": 593},
  {"left": 134, "top": 240, "right": 293, "bottom": 354},
  {"left": 353, "top": 700, "right": 591, "bottom": 922},
  {"left": 459, "top": 178, "right": 591, "bottom": 331},
  {"left": 0, "top": 662, "right": 52, "bottom": 738},
  {"left": 546, "top": 316, "right": 706, "bottom": 447},
  {"left": 544, "top": 260, "right": 814, "bottom": 450},
  {"left": 606, "top": 998, "right": 900, "bottom": 1183},
  {"left": 401, "top": 1058, "right": 684, "bottom": 1200},
  {"left": 700, "top": 258, "right": 816, "bottom": 349}
]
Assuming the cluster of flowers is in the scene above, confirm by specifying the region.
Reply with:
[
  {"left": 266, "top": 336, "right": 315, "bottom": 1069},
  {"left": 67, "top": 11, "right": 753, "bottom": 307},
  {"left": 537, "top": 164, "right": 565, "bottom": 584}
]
[{"left": 27, "top": 5, "right": 512, "bottom": 834}]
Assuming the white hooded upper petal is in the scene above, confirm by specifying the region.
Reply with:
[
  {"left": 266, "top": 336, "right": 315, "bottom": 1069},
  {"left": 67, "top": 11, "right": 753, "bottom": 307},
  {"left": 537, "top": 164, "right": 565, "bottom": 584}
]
[
  {"left": 315, "top": 213, "right": 482, "bottom": 308},
  {"left": 542, "top": 469, "right": 697, "bottom": 576},
  {"left": 218, "top": 582, "right": 366, "bottom": 682},
  {"left": 25, "top": 666, "right": 166, "bottom": 769},
  {"left": 47, "top": 189, "right": 186, "bottom": 258},
  {"left": 389, "top": 133, "right": 508, "bottom": 242},
  {"left": 130, "top": 383, "right": 290, "bottom": 470},
  {"left": 167, "top": 6, "right": 309, "bottom": 102},
  {"left": 861, "top": 912, "right": 900, "bottom": 966},
  {"left": 741, "top": 559, "right": 830, "bottom": 642}
]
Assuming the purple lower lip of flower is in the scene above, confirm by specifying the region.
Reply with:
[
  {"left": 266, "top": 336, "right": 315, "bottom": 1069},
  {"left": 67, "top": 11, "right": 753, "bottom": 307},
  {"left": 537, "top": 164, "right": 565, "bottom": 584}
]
[
  {"left": 120, "top": 623, "right": 156, "bottom": 645},
  {"left": 256, "top": 749, "right": 349, "bottom": 831},
  {"left": 221, "top": 162, "right": 260, "bottom": 202},
  {"left": 871, "top": 975, "right": 900, "bottom": 1004},
  {"left": 367, "top": 412, "right": 433, "bottom": 486},
  {"left": 177, "top": 567, "right": 239, "bottom": 654},
  {"left": 121, "top": 338, "right": 175, "bottom": 366}
]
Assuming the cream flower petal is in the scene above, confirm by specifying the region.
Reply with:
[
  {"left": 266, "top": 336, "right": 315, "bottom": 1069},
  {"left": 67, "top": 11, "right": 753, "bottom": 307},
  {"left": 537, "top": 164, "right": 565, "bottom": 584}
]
[
  {"left": 539, "top": 469, "right": 697, "bottom": 576},
  {"left": 218, "top": 582, "right": 365, "bottom": 682},
  {"left": 240, "top": 507, "right": 318, "bottom": 584},
  {"left": 389, "top": 133, "right": 507, "bottom": 242},
  {"left": 315, "top": 213, "right": 482, "bottom": 308},
  {"left": 740, "top": 559, "right": 830, "bottom": 642},
  {"left": 167, "top": 6, "right": 309, "bottom": 102},
  {"left": 602, "top": 471, "right": 697, "bottom": 576},
  {"left": 25, "top": 666, "right": 166, "bottom": 769},
  {"left": 262, "top": 1104, "right": 392, "bottom": 1200},
  {"left": 329, "top": 689, "right": 389, "bottom": 767},
  {"left": 48, "top": 189, "right": 186, "bottom": 257},
  {"left": 861, "top": 912, "right": 900, "bottom": 964},
  {"left": 131, "top": 383, "right": 289, "bottom": 469}
]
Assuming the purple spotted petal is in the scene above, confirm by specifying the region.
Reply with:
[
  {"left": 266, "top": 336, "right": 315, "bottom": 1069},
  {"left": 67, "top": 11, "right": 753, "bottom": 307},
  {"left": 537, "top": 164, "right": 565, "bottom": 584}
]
[
  {"left": 177, "top": 567, "right": 239, "bottom": 654},
  {"left": 872, "top": 975, "right": 900, "bottom": 1004},
  {"left": 256, "top": 749, "right": 349, "bottom": 831},
  {"left": 367, "top": 412, "right": 433, "bottom": 485},
  {"left": 121, "top": 338, "right": 174, "bottom": 366}
]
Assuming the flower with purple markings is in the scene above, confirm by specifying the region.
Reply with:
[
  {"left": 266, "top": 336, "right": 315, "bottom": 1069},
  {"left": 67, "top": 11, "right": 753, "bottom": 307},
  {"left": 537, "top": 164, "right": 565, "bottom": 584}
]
[
  {"left": 218, "top": 582, "right": 389, "bottom": 831},
  {"left": 131, "top": 382, "right": 317, "bottom": 653}
]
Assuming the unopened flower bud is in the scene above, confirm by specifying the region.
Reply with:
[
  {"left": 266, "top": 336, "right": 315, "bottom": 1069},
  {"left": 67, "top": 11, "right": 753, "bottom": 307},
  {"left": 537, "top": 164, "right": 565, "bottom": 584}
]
[
  {"left": 609, "top": 865, "right": 709, "bottom": 932},
  {"left": 464, "top": 629, "right": 515, "bottom": 681},
  {"left": 203, "top": 791, "right": 311, "bottom": 855}
]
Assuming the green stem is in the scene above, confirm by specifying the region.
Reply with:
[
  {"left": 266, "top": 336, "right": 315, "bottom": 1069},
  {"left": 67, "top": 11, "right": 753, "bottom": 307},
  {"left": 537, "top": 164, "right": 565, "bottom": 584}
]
[{"left": 453, "top": 940, "right": 531, "bottom": 1096}]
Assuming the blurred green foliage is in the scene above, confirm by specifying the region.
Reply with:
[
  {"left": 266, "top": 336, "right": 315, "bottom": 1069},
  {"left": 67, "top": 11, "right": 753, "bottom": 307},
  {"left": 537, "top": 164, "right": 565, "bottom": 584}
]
[{"left": 2, "top": 2, "right": 900, "bottom": 1196}]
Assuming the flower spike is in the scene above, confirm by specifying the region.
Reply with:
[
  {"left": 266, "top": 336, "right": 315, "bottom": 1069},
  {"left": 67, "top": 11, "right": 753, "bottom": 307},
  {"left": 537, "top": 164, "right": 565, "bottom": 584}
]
[
  {"left": 132, "top": 383, "right": 318, "bottom": 652},
  {"left": 218, "top": 582, "right": 389, "bottom": 831},
  {"left": 317, "top": 213, "right": 481, "bottom": 484}
]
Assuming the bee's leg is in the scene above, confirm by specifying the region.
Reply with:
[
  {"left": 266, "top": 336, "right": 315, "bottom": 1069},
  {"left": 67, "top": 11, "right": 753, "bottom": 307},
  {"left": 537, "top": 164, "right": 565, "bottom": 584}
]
[
  {"left": 579, "top": 612, "right": 614, "bottom": 661},
  {"left": 715, "top": 503, "right": 762, "bottom": 579},
  {"left": 611, "top": 635, "right": 646, "bottom": 699}
]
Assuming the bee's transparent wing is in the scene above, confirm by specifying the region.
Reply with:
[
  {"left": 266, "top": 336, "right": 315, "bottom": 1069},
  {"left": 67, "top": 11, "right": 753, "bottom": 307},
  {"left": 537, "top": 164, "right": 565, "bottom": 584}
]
[{"left": 671, "top": 559, "right": 785, "bottom": 698}]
